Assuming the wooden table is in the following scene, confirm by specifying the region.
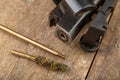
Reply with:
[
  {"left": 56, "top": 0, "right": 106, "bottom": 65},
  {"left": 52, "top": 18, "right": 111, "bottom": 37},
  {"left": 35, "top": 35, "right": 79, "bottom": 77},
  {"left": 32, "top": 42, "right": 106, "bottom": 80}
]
[{"left": 0, "top": 0, "right": 119, "bottom": 80}]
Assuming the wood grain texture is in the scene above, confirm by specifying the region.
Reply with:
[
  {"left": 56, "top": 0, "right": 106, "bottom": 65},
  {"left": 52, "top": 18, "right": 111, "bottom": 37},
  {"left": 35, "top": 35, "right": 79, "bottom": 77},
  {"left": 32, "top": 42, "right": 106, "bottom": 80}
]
[
  {"left": 0, "top": 0, "right": 119, "bottom": 80},
  {"left": 0, "top": 0, "right": 95, "bottom": 80},
  {"left": 87, "top": 1, "right": 120, "bottom": 80}
]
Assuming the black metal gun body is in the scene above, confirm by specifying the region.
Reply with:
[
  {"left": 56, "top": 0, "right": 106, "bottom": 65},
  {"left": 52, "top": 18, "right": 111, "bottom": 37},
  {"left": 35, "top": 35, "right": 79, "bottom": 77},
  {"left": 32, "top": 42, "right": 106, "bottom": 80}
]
[
  {"left": 49, "top": 0, "right": 102, "bottom": 43},
  {"left": 80, "top": 0, "right": 117, "bottom": 52}
]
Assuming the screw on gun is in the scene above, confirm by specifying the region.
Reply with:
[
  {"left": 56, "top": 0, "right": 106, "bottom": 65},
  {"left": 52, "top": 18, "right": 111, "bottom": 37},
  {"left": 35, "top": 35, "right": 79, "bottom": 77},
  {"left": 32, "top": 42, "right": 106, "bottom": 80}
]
[
  {"left": 0, "top": 24, "right": 65, "bottom": 59},
  {"left": 11, "top": 50, "right": 69, "bottom": 72}
]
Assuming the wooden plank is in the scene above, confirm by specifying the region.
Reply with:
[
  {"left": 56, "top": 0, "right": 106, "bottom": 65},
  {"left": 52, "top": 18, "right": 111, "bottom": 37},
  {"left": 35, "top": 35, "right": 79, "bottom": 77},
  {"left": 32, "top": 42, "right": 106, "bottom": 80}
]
[
  {"left": 0, "top": 0, "right": 96, "bottom": 80},
  {"left": 87, "top": 1, "right": 120, "bottom": 80}
]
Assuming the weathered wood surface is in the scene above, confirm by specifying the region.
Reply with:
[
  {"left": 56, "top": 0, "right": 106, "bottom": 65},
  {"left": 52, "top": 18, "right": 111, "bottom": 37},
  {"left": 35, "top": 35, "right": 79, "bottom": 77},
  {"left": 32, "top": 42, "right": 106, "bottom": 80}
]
[
  {"left": 86, "top": 1, "right": 120, "bottom": 80},
  {"left": 0, "top": 0, "right": 119, "bottom": 80},
  {"left": 0, "top": 0, "right": 95, "bottom": 80}
]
